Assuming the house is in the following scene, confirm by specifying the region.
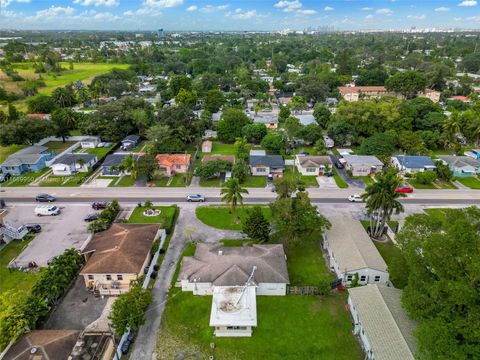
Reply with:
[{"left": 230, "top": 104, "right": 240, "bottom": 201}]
[
  {"left": 101, "top": 154, "right": 141, "bottom": 176},
  {"left": 1, "top": 145, "right": 54, "bottom": 175},
  {"left": 50, "top": 153, "right": 98, "bottom": 176},
  {"left": 212, "top": 111, "right": 222, "bottom": 124},
  {"left": 3, "top": 330, "right": 81, "bottom": 360},
  {"left": 420, "top": 89, "right": 441, "bottom": 103},
  {"left": 121, "top": 135, "right": 141, "bottom": 150},
  {"left": 295, "top": 155, "right": 332, "bottom": 176},
  {"left": 80, "top": 137, "right": 100, "bottom": 149},
  {"left": 337, "top": 148, "right": 354, "bottom": 156},
  {"left": 26, "top": 113, "right": 52, "bottom": 120},
  {"left": 448, "top": 95, "right": 473, "bottom": 104},
  {"left": 339, "top": 86, "right": 393, "bottom": 102},
  {"left": 252, "top": 114, "right": 278, "bottom": 129},
  {"left": 178, "top": 243, "right": 289, "bottom": 296},
  {"left": 323, "top": 135, "right": 334, "bottom": 148},
  {"left": 249, "top": 154, "right": 284, "bottom": 177},
  {"left": 203, "top": 130, "right": 218, "bottom": 139},
  {"left": 80, "top": 223, "right": 160, "bottom": 295},
  {"left": 202, "top": 155, "right": 235, "bottom": 164},
  {"left": 294, "top": 114, "right": 316, "bottom": 126},
  {"left": 465, "top": 149, "right": 480, "bottom": 160},
  {"left": 202, "top": 140, "right": 212, "bottom": 153},
  {"left": 155, "top": 153, "right": 191, "bottom": 176},
  {"left": 437, "top": 156, "right": 480, "bottom": 177},
  {"left": 348, "top": 285, "right": 417, "bottom": 360},
  {"left": 249, "top": 149, "right": 266, "bottom": 156},
  {"left": 324, "top": 97, "right": 338, "bottom": 106},
  {"left": 323, "top": 217, "right": 389, "bottom": 286},
  {"left": 210, "top": 286, "right": 257, "bottom": 337},
  {"left": 391, "top": 155, "right": 436, "bottom": 173},
  {"left": 341, "top": 155, "right": 383, "bottom": 176}
]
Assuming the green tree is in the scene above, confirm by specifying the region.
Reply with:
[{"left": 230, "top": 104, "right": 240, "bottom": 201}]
[
  {"left": 414, "top": 170, "right": 437, "bottom": 185},
  {"left": 385, "top": 70, "right": 427, "bottom": 99},
  {"left": 196, "top": 159, "right": 232, "bottom": 180},
  {"left": 109, "top": 286, "right": 153, "bottom": 335},
  {"left": 242, "top": 206, "right": 270, "bottom": 242},
  {"left": 273, "top": 177, "right": 297, "bottom": 199},
  {"left": 284, "top": 116, "right": 302, "bottom": 139},
  {"left": 242, "top": 123, "right": 267, "bottom": 144},
  {"left": 220, "top": 178, "right": 249, "bottom": 223},
  {"left": 314, "top": 139, "right": 327, "bottom": 155},
  {"left": 313, "top": 103, "right": 331, "bottom": 129},
  {"left": 278, "top": 106, "right": 291, "bottom": 122},
  {"left": 137, "top": 154, "right": 159, "bottom": 181},
  {"left": 204, "top": 88, "right": 225, "bottom": 113},
  {"left": 358, "top": 133, "right": 397, "bottom": 158},
  {"left": 7, "top": 103, "right": 19, "bottom": 122},
  {"left": 234, "top": 136, "right": 250, "bottom": 160},
  {"left": 232, "top": 158, "right": 249, "bottom": 183},
  {"left": 361, "top": 169, "right": 405, "bottom": 239},
  {"left": 169, "top": 75, "right": 192, "bottom": 96},
  {"left": 216, "top": 108, "right": 251, "bottom": 143},
  {"left": 261, "top": 132, "right": 287, "bottom": 153},
  {"left": 51, "top": 86, "right": 76, "bottom": 108},
  {"left": 119, "top": 154, "right": 138, "bottom": 180},
  {"left": 175, "top": 88, "right": 198, "bottom": 108},
  {"left": 289, "top": 95, "right": 308, "bottom": 114},
  {"left": 327, "top": 120, "right": 356, "bottom": 146},
  {"left": 27, "top": 95, "right": 56, "bottom": 114},
  {"left": 0, "top": 291, "right": 29, "bottom": 351}
]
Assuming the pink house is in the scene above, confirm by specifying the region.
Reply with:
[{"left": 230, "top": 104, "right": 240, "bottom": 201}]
[{"left": 155, "top": 154, "right": 191, "bottom": 176}]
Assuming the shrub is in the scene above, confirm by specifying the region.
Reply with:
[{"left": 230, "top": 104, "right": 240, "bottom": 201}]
[
  {"left": 318, "top": 278, "right": 332, "bottom": 296},
  {"left": 150, "top": 271, "right": 158, "bottom": 279},
  {"left": 153, "top": 264, "right": 160, "bottom": 271},
  {"left": 164, "top": 206, "right": 178, "bottom": 234},
  {"left": 415, "top": 170, "right": 437, "bottom": 185},
  {"left": 89, "top": 200, "right": 121, "bottom": 233}
]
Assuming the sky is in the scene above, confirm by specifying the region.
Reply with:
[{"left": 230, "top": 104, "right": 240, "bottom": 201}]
[{"left": 0, "top": 0, "right": 480, "bottom": 31}]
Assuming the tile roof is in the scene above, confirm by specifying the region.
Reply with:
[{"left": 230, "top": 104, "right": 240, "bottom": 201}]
[
  {"left": 155, "top": 153, "right": 191, "bottom": 167},
  {"left": 81, "top": 223, "right": 160, "bottom": 274},
  {"left": 296, "top": 155, "right": 332, "bottom": 168},
  {"left": 392, "top": 155, "right": 435, "bottom": 169},
  {"left": 202, "top": 155, "right": 235, "bottom": 164},
  {"left": 349, "top": 285, "right": 417, "bottom": 360},
  {"left": 249, "top": 155, "right": 284, "bottom": 168},
  {"left": 325, "top": 217, "right": 388, "bottom": 272},
  {"left": 179, "top": 243, "right": 289, "bottom": 286}
]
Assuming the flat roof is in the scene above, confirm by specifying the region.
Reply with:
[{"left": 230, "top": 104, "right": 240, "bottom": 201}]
[{"left": 210, "top": 286, "right": 257, "bottom": 327}]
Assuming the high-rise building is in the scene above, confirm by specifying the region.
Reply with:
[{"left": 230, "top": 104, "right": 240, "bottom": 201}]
[{"left": 157, "top": 28, "right": 165, "bottom": 39}]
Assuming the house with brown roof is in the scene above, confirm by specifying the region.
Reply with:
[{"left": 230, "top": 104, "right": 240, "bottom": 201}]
[
  {"left": 295, "top": 154, "right": 332, "bottom": 176},
  {"left": 179, "top": 243, "right": 289, "bottom": 296},
  {"left": 155, "top": 153, "right": 191, "bottom": 176},
  {"left": 80, "top": 223, "right": 160, "bottom": 295},
  {"left": 201, "top": 154, "right": 235, "bottom": 164}
]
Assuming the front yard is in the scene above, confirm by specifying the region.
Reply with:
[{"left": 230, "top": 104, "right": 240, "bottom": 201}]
[
  {"left": 332, "top": 169, "right": 348, "bottom": 188},
  {"left": 3, "top": 167, "right": 50, "bottom": 187},
  {"left": 195, "top": 205, "right": 272, "bottom": 230},
  {"left": 283, "top": 166, "right": 319, "bottom": 188},
  {"left": 128, "top": 205, "right": 177, "bottom": 226},
  {"left": 241, "top": 175, "right": 267, "bottom": 188},
  {"left": 38, "top": 172, "right": 92, "bottom": 187},
  {"left": 456, "top": 176, "right": 480, "bottom": 189},
  {"left": 149, "top": 174, "right": 187, "bottom": 187}
]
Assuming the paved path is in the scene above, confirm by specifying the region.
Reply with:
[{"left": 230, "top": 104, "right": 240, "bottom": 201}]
[{"left": 129, "top": 204, "right": 244, "bottom": 360}]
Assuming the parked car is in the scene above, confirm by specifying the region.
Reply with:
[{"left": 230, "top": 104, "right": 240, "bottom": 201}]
[
  {"left": 186, "top": 194, "right": 205, "bottom": 202},
  {"left": 92, "top": 201, "right": 109, "bottom": 210},
  {"left": 35, "top": 194, "right": 56, "bottom": 202},
  {"left": 24, "top": 223, "right": 42, "bottom": 233},
  {"left": 84, "top": 213, "right": 99, "bottom": 222},
  {"left": 0, "top": 172, "right": 11, "bottom": 183},
  {"left": 267, "top": 174, "right": 274, "bottom": 183},
  {"left": 334, "top": 161, "right": 344, "bottom": 169},
  {"left": 127, "top": 332, "right": 135, "bottom": 343},
  {"left": 348, "top": 194, "right": 363, "bottom": 202},
  {"left": 35, "top": 205, "right": 60, "bottom": 216},
  {"left": 395, "top": 185, "right": 414, "bottom": 193},
  {"left": 121, "top": 340, "right": 130, "bottom": 354}
]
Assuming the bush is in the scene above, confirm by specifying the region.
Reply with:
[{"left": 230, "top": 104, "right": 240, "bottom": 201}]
[
  {"left": 153, "top": 264, "right": 160, "bottom": 271},
  {"left": 318, "top": 278, "right": 332, "bottom": 296},
  {"left": 88, "top": 200, "right": 121, "bottom": 233},
  {"left": 415, "top": 170, "right": 437, "bottom": 185},
  {"left": 164, "top": 206, "right": 178, "bottom": 234},
  {"left": 150, "top": 271, "right": 158, "bottom": 279}
]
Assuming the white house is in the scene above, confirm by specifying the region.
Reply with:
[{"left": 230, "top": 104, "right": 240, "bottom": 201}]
[
  {"left": 323, "top": 217, "right": 389, "bottom": 286},
  {"left": 50, "top": 154, "right": 98, "bottom": 176},
  {"left": 80, "top": 137, "right": 100, "bottom": 149},
  {"left": 391, "top": 155, "right": 436, "bottom": 174},
  {"left": 295, "top": 155, "right": 332, "bottom": 176},
  {"left": 341, "top": 155, "right": 383, "bottom": 176},
  {"left": 348, "top": 285, "right": 417, "bottom": 360},
  {"left": 178, "top": 243, "right": 289, "bottom": 296}
]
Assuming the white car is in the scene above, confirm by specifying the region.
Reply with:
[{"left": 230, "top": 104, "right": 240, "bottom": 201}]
[
  {"left": 348, "top": 194, "right": 363, "bottom": 202},
  {"left": 35, "top": 205, "right": 60, "bottom": 216}
]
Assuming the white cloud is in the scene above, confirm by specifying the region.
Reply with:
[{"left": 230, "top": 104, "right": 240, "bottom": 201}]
[
  {"left": 274, "top": 0, "right": 302, "bottom": 13},
  {"left": 466, "top": 15, "right": 480, "bottom": 20},
  {"left": 186, "top": 5, "right": 197, "bottom": 11},
  {"left": 361, "top": 7, "right": 372, "bottom": 11},
  {"left": 407, "top": 14, "right": 426, "bottom": 20},
  {"left": 143, "top": 0, "right": 183, "bottom": 8},
  {"left": 324, "top": 6, "right": 334, "bottom": 11},
  {"left": 376, "top": 8, "right": 393, "bottom": 15},
  {"left": 434, "top": 7, "right": 450, "bottom": 12},
  {"left": 73, "top": 0, "right": 119, "bottom": 7},
  {"left": 3, "top": 0, "right": 31, "bottom": 8},
  {"left": 93, "top": 11, "right": 120, "bottom": 20},
  {"left": 365, "top": 14, "right": 373, "bottom": 19},
  {"left": 36, "top": 6, "right": 76, "bottom": 18},
  {"left": 199, "top": 4, "right": 229, "bottom": 13},
  {"left": 297, "top": 9, "right": 317, "bottom": 14},
  {"left": 226, "top": 8, "right": 266, "bottom": 19},
  {"left": 458, "top": 0, "right": 477, "bottom": 6}
]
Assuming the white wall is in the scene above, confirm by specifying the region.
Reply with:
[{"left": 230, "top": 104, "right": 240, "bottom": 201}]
[
  {"left": 348, "top": 296, "right": 374, "bottom": 359},
  {"left": 257, "top": 283, "right": 286, "bottom": 296},
  {"left": 251, "top": 166, "right": 269, "bottom": 176},
  {"left": 181, "top": 281, "right": 287, "bottom": 296}
]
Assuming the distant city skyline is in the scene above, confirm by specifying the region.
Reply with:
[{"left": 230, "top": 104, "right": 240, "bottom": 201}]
[{"left": 0, "top": 0, "right": 480, "bottom": 31}]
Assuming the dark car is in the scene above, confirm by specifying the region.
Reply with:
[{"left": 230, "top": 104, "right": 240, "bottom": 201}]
[
  {"left": 35, "top": 194, "right": 56, "bottom": 202},
  {"left": 24, "top": 223, "right": 42, "bottom": 233},
  {"left": 92, "top": 201, "right": 108, "bottom": 210},
  {"left": 121, "top": 339, "right": 130, "bottom": 354},
  {"left": 0, "top": 172, "right": 11, "bottom": 183},
  {"left": 84, "top": 213, "right": 99, "bottom": 222},
  {"left": 334, "top": 161, "right": 344, "bottom": 169},
  {"left": 127, "top": 332, "right": 135, "bottom": 343}
]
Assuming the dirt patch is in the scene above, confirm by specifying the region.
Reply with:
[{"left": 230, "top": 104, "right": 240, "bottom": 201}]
[{"left": 156, "top": 330, "right": 207, "bottom": 360}]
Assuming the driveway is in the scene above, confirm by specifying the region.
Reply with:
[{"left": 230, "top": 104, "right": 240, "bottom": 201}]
[
  {"left": 328, "top": 154, "right": 365, "bottom": 188},
  {"left": 129, "top": 204, "right": 244, "bottom": 360},
  {"left": 5, "top": 204, "right": 93, "bottom": 266}
]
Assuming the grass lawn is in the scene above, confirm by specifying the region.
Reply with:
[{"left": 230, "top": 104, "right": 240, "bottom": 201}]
[
  {"left": 210, "top": 142, "right": 237, "bottom": 155},
  {"left": 43, "top": 141, "right": 76, "bottom": 154},
  {"left": 196, "top": 205, "right": 272, "bottom": 230},
  {"left": 408, "top": 179, "right": 436, "bottom": 189},
  {"left": 332, "top": 168, "right": 348, "bottom": 188},
  {"left": 38, "top": 172, "right": 91, "bottom": 187},
  {"left": 85, "top": 145, "right": 116, "bottom": 159},
  {"left": 109, "top": 175, "right": 135, "bottom": 187},
  {"left": 128, "top": 206, "right": 176, "bottom": 225},
  {"left": 0, "top": 144, "right": 26, "bottom": 163},
  {"left": 4, "top": 168, "right": 50, "bottom": 187},
  {"left": 0, "top": 236, "right": 41, "bottom": 295},
  {"left": 150, "top": 174, "right": 187, "bottom": 187},
  {"left": 199, "top": 177, "right": 224, "bottom": 187},
  {"left": 241, "top": 175, "right": 266, "bottom": 188},
  {"left": 352, "top": 176, "right": 374, "bottom": 186},
  {"left": 456, "top": 176, "right": 480, "bottom": 189},
  {"left": 372, "top": 240, "right": 405, "bottom": 289},
  {"left": 424, "top": 208, "right": 448, "bottom": 224},
  {"left": 283, "top": 166, "right": 319, "bottom": 188}
]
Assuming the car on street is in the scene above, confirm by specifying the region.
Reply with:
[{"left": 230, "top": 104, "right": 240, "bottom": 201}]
[
  {"left": 23, "top": 223, "right": 42, "bottom": 233},
  {"left": 35, "top": 194, "right": 56, "bottom": 202},
  {"left": 186, "top": 194, "right": 205, "bottom": 202},
  {"left": 92, "top": 201, "right": 109, "bottom": 210},
  {"left": 35, "top": 205, "right": 60, "bottom": 216},
  {"left": 0, "top": 172, "right": 11, "bottom": 183},
  {"left": 84, "top": 213, "right": 99, "bottom": 222},
  {"left": 348, "top": 194, "right": 363, "bottom": 202},
  {"left": 395, "top": 185, "right": 414, "bottom": 193}
]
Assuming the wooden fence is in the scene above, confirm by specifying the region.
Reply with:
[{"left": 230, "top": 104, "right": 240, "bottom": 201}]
[{"left": 287, "top": 286, "right": 319, "bottom": 295}]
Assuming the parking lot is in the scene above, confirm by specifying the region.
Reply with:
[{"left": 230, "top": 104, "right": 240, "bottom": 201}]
[{"left": 4, "top": 203, "right": 93, "bottom": 266}]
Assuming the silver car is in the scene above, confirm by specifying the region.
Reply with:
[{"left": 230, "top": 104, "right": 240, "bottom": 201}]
[{"left": 186, "top": 194, "right": 205, "bottom": 202}]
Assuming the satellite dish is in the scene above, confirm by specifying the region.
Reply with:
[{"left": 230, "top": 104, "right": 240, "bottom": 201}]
[{"left": 30, "top": 347, "right": 38, "bottom": 354}]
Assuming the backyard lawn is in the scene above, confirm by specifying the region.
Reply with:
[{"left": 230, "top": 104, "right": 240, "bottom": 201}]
[
  {"left": 456, "top": 176, "right": 480, "bottom": 189},
  {"left": 210, "top": 142, "right": 237, "bottom": 155},
  {"left": 196, "top": 205, "right": 272, "bottom": 230},
  {"left": 85, "top": 144, "right": 116, "bottom": 159},
  {"left": 43, "top": 141, "right": 76, "bottom": 154},
  {"left": 0, "top": 144, "right": 26, "bottom": 163},
  {"left": 0, "top": 236, "right": 40, "bottom": 295},
  {"left": 372, "top": 240, "right": 404, "bottom": 288}
]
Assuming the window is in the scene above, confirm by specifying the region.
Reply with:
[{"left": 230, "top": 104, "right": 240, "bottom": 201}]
[
  {"left": 106, "top": 275, "right": 112, "bottom": 281},
  {"left": 347, "top": 275, "right": 353, "bottom": 281},
  {"left": 117, "top": 275, "right": 123, "bottom": 281},
  {"left": 175, "top": 164, "right": 181, "bottom": 169},
  {"left": 306, "top": 168, "right": 317, "bottom": 173},
  {"left": 374, "top": 276, "right": 380, "bottom": 282},
  {"left": 88, "top": 275, "right": 94, "bottom": 280},
  {"left": 256, "top": 167, "right": 266, "bottom": 173},
  {"left": 360, "top": 275, "right": 366, "bottom": 282}
]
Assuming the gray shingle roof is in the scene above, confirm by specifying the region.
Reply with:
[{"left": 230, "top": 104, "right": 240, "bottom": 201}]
[
  {"left": 179, "top": 243, "right": 290, "bottom": 286},
  {"left": 52, "top": 153, "right": 96, "bottom": 166},
  {"left": 249, "top": 155, "right": 284, "bottom": 168},
  {"left": 2, "top": 145, "right": 49, "bottom": 167},
  {"left": 349, "top": 285, "right": 417, "bottom": 360},
  {"left": 297, "top": 155, "right": 332, "bottom": 168},
  {"left": 437, "top": 155, "right": 480, "bottom": 168},
  {"left": 392, "top": 155, "right": 435, "bottom": 169},
  {"left": 342, "top": 155, "right": 383, "bottom": 167},
  {"left": 122, "top": 135, "right": 140, "bottom": 143},
  {"left": 102, "top": 154, "right": 140, "bottom": 167},
  {"left": 325, "top": 216, "right": 388, "bottom": 272}
]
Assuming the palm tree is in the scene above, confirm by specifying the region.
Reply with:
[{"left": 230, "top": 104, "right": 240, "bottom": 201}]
[
  {"left": 361, "top": 169, "right": 406, "bottom": 239},
  {"left": 443, "top": 111, "right": 461, "bottom": 139},
  {"left": 120, "top": 154, "right": 138, "bottom": 180},
  {"left": 221, "top": 178, "right": 249, "bottom": 223},
  {"left": 234, "top": 136, "right": 249, "bottom": 159}
]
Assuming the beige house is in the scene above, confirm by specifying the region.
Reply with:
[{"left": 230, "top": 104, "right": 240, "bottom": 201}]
[
  {"left": 339, "top": 86, "right": 440, "bottom": 103},
  {"left": 80, "top": 223, "right": 160, "bottom": 295},
  {"left": 341, "top": 155, "right": 383, "bottom": 176},
  {"left": 295, "top": 155, "right": 332, "bottom": 176}
]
